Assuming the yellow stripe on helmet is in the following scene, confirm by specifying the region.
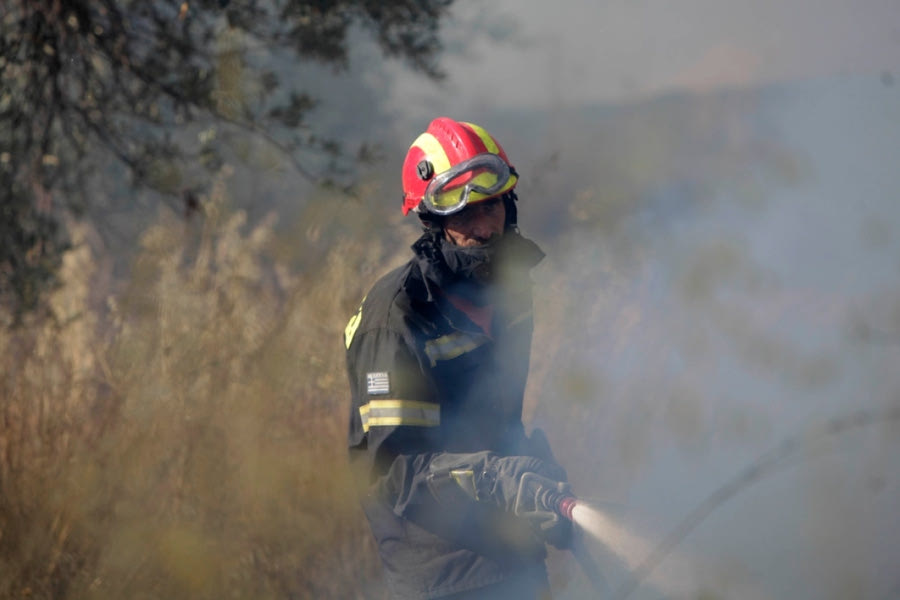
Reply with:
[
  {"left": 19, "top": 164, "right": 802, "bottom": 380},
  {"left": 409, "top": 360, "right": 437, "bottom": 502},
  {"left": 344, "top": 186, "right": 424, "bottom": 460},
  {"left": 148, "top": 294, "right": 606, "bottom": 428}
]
[
  {"left": 462, "top": 122, "right": 500, "bottom": 155},
  {"left": 411, "top": 132, "right": 452, "bottom": 174},
  {"left": 461, "top": 122, "right": 515, "bottom": 204}
]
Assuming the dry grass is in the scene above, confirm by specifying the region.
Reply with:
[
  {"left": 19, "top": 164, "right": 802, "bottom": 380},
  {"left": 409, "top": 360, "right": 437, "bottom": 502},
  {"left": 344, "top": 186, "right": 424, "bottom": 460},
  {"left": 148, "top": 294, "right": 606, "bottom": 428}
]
[{"left": 0, "top": 172, "right": 400, "bottom": 599}]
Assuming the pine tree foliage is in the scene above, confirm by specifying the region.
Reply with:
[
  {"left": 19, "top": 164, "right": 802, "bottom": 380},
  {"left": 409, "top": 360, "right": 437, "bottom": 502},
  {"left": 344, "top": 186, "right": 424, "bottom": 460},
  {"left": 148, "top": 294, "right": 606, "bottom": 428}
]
[{"left": 0, "top": 0, "right": 452, "bottom": 318}]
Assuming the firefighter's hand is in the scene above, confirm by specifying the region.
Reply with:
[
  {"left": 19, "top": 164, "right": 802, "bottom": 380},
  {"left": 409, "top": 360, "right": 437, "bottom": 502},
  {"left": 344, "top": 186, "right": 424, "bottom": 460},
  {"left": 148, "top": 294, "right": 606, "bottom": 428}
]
[
  {"left": 536, "top": 511, "right": 573, "bottom": 549},
  {"left": 484, "top": 455, "right": 568, "bottom": 512},
  {"left": 512, "top": 471, "right": 574, "bottom": 549},
  {"left": 426, "top": 453, "right": 573, "bottom": 547},
  {"left": 426, "top": 452, "right": 566, "bottom": 512}
]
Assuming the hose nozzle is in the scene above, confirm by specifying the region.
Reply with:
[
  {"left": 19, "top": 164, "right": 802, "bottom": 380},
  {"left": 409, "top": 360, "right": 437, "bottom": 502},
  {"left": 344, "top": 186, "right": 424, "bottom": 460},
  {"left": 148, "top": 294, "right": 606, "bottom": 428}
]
[
  {"left": 557, "top": 495, "right": 578, "bottom": 521},
  {"left": 515, "top": 472, "right": 578, "bottom": 522}
]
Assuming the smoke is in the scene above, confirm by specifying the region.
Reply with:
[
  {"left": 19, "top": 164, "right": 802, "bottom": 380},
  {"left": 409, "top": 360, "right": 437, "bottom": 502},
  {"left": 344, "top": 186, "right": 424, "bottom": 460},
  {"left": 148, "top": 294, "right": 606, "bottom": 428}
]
[
  {"left": 564, "top": 406, "right": 900, "bottom": 600},
  {"left": 570, "top": 503, "right": 774, "bottom": 600},
  {"left": 571, "top": 503, "right": 696, "bottom": 598}
]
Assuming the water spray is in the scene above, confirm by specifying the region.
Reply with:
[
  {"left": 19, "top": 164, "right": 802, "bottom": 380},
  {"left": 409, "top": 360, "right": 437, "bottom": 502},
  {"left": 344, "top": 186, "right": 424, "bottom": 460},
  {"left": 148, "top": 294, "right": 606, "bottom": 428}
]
[
  {"left": 514, "top": 471, "right": 606, "bottom": 532},
  {"left": 516, "top": 472, "right": 694, "bottom": 598},
  {"left": 527, "top": 407, "right": 900, "bottom": 599}
]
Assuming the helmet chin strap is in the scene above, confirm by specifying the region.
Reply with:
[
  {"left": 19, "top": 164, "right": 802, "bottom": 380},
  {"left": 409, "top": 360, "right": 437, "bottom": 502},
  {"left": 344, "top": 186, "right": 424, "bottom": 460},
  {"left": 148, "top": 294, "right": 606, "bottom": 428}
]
[{"left": 502, "top": 190, "right": 519, "bottom": 231}]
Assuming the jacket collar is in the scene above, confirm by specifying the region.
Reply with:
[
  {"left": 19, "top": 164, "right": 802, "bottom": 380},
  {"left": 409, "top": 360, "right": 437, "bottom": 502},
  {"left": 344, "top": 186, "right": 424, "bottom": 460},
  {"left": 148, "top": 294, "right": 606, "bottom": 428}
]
[{"left": 404, "top": 230, "right": 544, "bottom": 304}]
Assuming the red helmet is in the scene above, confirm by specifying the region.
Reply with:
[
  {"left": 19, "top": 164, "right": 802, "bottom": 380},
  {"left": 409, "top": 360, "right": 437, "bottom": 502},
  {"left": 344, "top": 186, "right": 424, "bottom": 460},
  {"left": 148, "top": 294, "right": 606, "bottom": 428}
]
[{"left": 401, "top": 117, "right": 518, "bottom": 216}]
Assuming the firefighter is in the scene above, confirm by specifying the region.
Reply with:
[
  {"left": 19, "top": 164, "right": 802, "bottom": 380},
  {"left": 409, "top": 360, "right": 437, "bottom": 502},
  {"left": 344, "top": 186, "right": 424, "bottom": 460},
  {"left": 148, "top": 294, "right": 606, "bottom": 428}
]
[{"left": 344, "top": 117, "right": 571, "bottom": 600}]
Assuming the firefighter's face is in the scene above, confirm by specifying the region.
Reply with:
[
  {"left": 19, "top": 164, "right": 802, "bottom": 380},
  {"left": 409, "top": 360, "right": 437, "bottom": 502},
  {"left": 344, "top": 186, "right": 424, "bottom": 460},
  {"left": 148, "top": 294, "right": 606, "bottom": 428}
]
[{"left": 443, "top": 198, "right": 505, "bottom": 247}]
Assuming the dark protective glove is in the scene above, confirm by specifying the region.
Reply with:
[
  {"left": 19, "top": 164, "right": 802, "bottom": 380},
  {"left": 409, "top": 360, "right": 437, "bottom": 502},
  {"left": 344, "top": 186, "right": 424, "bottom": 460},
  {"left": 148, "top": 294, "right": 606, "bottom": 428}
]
[
  {"left": 426, "top": 451, "right": 573, "bottom": 547},
  {"left": 513, "top": 471, "right": 574, "bottom": 549}
]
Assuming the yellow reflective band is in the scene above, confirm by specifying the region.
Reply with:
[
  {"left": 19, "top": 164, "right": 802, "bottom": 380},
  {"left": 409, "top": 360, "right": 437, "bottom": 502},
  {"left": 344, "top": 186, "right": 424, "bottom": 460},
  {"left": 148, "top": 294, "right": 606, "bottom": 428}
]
[
  {"left": 450, "top": 469, "right": 478, "bottom": 498},
  {"left": 424, "top": 331, "right": 489, "bottom": 366},
  {"left": 344, "top": 298, "right": 365, "bottom": 349},
  {"left": 412, "top": 132, "right": 452, "bottom": 174},
  {"left": 463, "top": 122, "right": 500, "bottom": 155},
  {"left": 358, "top": 399, "right": 440, "bottom": 432},
  {"left": 359, "top": 403, "right": 370, "bottom": 431}
]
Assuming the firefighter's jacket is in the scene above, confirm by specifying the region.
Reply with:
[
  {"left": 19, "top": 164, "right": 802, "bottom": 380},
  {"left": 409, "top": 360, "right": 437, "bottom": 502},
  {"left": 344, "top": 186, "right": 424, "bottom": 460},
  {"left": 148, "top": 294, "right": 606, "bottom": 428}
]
[{"left": 344, "top": 232, "right": 555, "bottom": 599}]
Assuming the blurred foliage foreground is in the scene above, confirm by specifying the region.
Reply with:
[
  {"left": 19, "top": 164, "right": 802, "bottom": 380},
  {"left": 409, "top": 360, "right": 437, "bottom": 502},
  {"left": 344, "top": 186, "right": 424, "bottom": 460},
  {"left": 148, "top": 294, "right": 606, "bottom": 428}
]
[{"left": 0, "top": 172, "right": 392, "bottom": 599}]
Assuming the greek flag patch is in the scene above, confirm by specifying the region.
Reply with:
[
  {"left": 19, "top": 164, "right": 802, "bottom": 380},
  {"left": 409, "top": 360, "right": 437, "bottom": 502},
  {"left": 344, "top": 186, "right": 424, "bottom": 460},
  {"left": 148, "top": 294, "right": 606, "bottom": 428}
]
[{"left": 366, "top": 372, "right": 390, "bottom": 395}]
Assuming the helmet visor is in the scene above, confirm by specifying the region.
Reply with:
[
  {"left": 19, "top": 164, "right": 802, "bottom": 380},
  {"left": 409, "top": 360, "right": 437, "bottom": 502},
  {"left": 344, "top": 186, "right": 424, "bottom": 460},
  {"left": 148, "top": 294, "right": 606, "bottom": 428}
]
[{"left": 422, "top": 153, "right": 511, "bottom": 216}]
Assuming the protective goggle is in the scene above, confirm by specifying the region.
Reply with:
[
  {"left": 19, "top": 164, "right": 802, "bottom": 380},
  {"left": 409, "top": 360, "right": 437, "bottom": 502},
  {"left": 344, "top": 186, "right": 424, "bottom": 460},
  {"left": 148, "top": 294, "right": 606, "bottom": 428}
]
[{"left": 422, "top": 153, "right": 512, "bottom": 216}]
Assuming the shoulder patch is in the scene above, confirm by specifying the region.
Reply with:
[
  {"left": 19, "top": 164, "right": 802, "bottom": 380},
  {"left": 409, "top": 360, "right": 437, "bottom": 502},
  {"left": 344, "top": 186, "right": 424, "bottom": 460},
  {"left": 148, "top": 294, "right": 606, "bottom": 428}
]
[
  {"left": 366, "top": 371, "right": 390, "bottom": 395},
  {"left": 344, "top": 299, "right": 365, "bottom": 349}
]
